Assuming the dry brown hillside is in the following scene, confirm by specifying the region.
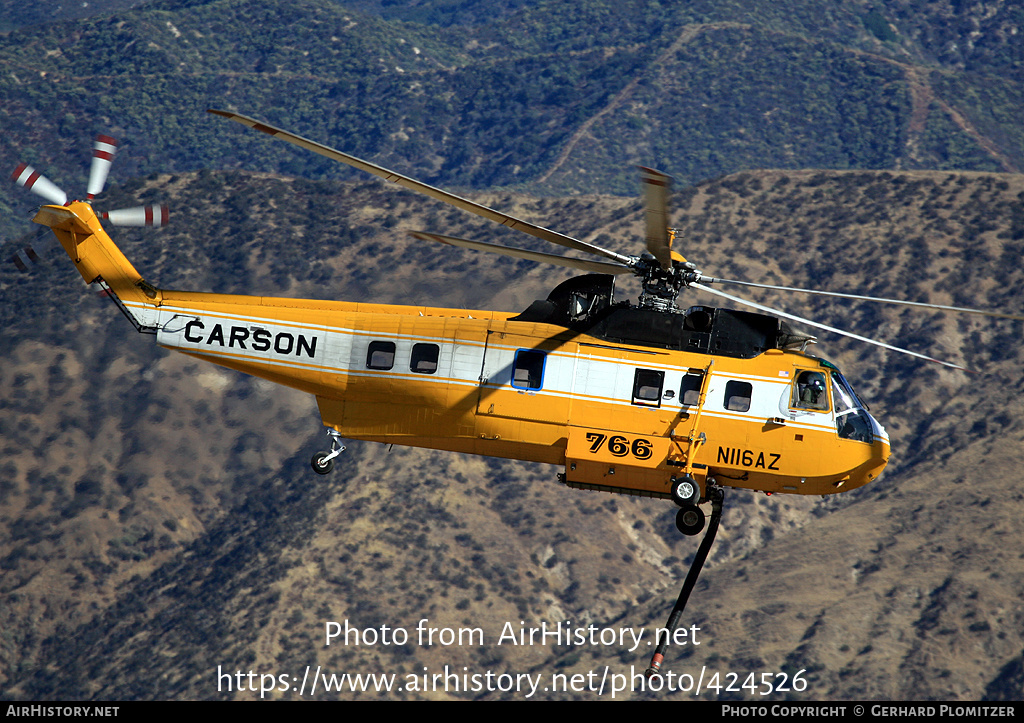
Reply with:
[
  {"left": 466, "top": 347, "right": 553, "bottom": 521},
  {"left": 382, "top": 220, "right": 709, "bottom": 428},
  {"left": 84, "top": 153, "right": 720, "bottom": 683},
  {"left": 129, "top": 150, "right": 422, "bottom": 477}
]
[{"left": 1, "top": 167, "right": 1023, "bottom": 700}]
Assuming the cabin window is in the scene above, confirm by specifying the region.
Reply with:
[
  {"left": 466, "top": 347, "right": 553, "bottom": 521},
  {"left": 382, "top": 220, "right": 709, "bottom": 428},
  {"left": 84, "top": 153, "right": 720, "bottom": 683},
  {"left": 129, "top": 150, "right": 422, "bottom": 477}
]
[
  {"left": 724, "top": 380, "right": 752, "bottom": 412},
  {"left": 511, "top": 349, "right": 546, "bottom": 390},
  {"left": 410, "top": 343, "right": 440, "bottom": 374},
  {"left": 366, "top": 341, "right": 396, "bottom": 370},
  {"left": 680, "top": 372, "right": 704, "bottom": 406},
  {"left": 632, "top": 369, "right": 665, "bottom": 407}
]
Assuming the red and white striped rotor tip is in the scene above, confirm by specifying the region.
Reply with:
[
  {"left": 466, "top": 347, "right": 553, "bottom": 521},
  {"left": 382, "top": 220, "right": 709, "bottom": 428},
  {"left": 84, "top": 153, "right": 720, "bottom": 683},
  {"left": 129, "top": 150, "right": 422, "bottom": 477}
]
[
  {"left": 101, "top": 204, "right": 170, "bottom": 227},
  {"left": 9, "top": 235, "right": 55, "bottom": 272},
  {"left": 11, "top": 163, "right": 68, "bottom": 205},
  {"left": 87, "top": 134, "right": 118, "bottom": 200}
]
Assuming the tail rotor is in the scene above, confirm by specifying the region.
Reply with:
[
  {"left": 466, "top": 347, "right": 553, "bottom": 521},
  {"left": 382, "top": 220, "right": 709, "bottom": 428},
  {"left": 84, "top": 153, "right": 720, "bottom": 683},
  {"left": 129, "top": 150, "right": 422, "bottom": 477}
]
[{"left": 8, "top": 132, "right": 170, "bottom": 270}]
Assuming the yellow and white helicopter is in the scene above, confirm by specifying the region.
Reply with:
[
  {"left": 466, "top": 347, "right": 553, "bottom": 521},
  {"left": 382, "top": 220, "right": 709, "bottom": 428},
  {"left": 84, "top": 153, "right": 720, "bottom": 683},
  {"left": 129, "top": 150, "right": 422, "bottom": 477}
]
[{"left": 11, "top": 111, "right": 1021, "bottom": 538}]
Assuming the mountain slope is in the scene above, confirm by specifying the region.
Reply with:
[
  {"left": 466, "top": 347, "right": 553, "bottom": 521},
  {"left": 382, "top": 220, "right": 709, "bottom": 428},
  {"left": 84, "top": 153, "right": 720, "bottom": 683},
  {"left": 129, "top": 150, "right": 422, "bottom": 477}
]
[
  {"left": 2, "top": 0, "right": 1022, "bottom": 238},
  {"left": 2, "top": 167, "right": 1023, "bottom": 699}
]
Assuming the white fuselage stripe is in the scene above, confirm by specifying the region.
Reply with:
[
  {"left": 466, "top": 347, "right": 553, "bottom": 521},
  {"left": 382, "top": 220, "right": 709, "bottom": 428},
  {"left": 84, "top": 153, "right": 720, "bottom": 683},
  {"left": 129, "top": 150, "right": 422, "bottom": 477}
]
[{"left": 153, "top": 305, "right": 848, "bottom": 434}]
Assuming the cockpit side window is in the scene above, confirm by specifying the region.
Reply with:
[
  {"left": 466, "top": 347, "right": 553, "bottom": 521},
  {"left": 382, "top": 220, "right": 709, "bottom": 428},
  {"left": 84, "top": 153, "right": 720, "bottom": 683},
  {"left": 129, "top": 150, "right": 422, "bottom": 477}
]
[{"left": 792, "top": 370, "right": 829, "bottom": 411}]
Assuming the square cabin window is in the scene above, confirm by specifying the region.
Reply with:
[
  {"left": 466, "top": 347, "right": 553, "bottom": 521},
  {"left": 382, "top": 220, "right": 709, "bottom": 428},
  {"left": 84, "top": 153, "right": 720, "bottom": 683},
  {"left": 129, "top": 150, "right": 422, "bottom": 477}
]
[
  {"left": 511, "top": 349, "right": 546, "bottom": 390},
  {"left": 680, "top": 372, "right": 704, "bottom": 406},
  {"left": 410, "top": 343, "right": 440, "bottom": 374},
  {"left": 632, "top": 369, "right": 665, "bottom": 407},
  {"left": 366, "top": 340, "right": 396, "bottom": 370},
  {"left": 724, "top": 380, "right": 752, "bottom": 412}
]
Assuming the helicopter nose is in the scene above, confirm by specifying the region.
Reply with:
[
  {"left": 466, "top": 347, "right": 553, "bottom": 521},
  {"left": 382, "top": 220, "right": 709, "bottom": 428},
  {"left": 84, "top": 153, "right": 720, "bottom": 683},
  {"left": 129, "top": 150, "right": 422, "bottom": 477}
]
[
  {"left": 868, "top": 412, "right": 890, "bottom": 445},
  {"left": 859, "top": 415, "right": 891, "bottom": 487}
]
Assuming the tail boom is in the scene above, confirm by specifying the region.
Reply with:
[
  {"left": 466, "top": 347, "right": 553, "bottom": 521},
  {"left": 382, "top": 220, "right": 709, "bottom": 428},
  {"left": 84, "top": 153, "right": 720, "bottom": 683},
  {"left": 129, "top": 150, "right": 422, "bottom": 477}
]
[{"left": 33, "top": 201, "right": 162, "bottom": 330}]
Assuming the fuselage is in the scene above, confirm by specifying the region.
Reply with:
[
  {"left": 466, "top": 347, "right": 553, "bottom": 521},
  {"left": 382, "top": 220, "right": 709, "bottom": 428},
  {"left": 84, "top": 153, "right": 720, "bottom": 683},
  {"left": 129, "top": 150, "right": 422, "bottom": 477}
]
[
  {"left": 138, "top": 290, "right": 890, "bottom": 500},
  {"left": 38, "top": 199, "right": 890, "bottom": 502}
]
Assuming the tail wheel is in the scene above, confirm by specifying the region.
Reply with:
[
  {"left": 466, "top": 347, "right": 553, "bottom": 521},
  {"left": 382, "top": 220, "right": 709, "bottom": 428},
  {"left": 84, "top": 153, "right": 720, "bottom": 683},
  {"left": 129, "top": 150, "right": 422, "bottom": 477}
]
[
  {"left": 675, "top": 504, "right": 706, "bottom": 536},
  {"left": 671, "top": 474, "right": 701, "bottom": 507},
  {"left": 311, "top": 453, "right": 334, "bottom": 475}
]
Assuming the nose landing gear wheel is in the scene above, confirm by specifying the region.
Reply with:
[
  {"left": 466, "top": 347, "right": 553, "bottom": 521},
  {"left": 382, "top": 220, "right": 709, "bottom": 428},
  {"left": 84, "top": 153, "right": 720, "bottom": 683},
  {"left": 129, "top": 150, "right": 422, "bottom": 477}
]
[{"left": 675, "top": 504, "right": 706, "bottom": 536}]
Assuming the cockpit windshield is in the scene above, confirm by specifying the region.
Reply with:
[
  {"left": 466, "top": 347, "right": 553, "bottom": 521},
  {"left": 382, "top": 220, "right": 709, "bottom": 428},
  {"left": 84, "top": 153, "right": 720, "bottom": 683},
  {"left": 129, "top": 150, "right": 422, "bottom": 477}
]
[{"left": 830, "top": 372, "right": 858, "bottom": 414}]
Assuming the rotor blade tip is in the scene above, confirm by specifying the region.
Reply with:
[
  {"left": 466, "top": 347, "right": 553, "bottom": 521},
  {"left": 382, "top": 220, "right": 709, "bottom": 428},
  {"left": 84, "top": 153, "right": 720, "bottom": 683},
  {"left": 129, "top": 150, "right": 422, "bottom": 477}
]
[{"left": 639, "top": 166, "right": 672, "bottom": 183}]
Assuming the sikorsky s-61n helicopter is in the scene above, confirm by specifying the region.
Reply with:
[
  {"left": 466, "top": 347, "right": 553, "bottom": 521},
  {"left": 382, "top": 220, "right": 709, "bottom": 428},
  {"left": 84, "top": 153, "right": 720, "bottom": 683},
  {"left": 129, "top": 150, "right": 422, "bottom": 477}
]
[{"left": 11, "top": 111, "right": 1022, "bottom": 545}]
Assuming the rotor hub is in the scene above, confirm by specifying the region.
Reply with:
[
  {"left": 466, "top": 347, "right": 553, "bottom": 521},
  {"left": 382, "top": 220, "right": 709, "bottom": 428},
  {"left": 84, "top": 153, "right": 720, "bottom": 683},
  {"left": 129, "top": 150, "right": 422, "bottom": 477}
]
[{"left": 635, "top": 254, "right": 703, "bottom": 312}]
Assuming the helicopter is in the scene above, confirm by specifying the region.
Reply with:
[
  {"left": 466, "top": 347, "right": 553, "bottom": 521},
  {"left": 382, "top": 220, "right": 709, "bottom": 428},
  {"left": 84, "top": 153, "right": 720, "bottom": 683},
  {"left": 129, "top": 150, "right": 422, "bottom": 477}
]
[{"left": 10, "top": 110, "right": 1023, "bottom": 542}]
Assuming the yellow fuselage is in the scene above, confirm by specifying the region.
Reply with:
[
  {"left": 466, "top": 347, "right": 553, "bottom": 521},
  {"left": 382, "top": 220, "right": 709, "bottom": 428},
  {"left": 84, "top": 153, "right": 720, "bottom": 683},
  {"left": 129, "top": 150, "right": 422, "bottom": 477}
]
[{"left": 40, "top": 201, "right": 891, "bottom": 501}]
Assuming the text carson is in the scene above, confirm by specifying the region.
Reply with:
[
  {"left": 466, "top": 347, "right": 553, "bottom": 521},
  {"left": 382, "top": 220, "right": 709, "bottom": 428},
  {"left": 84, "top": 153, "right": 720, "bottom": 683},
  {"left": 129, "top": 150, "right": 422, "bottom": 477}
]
[{"left": 183, "top": 320, "right": 318, "bottom": 358}]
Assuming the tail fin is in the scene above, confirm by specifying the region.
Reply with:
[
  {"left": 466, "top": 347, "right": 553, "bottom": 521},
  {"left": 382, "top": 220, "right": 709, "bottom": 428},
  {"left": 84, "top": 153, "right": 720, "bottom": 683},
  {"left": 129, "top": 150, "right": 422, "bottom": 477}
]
[{"left": 33, "top": 201, "right": 162, "bottom": 331}]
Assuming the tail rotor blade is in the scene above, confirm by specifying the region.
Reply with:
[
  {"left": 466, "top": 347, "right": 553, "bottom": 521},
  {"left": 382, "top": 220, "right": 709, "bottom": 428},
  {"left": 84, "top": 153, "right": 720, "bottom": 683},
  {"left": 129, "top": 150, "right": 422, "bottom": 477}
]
[
  {"left": 102, "top": 204, "right": 169, "bottom": 227},
  {"left": 7, "top": 229, "right": 55, "bottom": 272},
  {"left": 11, "top": 163, "right": 68, "bottom": 205},
  {"left": 88, "top": 134, "right": 118, "bottom": 199},
  {"left": 10, "top": 251, "right": 29, "bottom": 272}
]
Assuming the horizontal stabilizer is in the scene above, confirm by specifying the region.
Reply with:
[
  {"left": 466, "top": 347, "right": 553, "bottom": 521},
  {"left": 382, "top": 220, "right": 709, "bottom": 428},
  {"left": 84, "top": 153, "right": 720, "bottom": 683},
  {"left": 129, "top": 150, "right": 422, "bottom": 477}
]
[{"left": 32, "top": 204, "right": 94, "bottom": 235}]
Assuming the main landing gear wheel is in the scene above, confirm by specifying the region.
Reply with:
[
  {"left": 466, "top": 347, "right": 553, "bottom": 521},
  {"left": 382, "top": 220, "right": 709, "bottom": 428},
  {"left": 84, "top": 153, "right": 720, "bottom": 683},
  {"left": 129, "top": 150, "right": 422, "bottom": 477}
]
[
  {"left": 675, "top": 504, "right": 706, "bottom": 536},
  {"left": 311, "top": 453, "right": 335, "bottom": 475},
  {"left": 311, "top": 428, "right": 347, "bottom": 475},
  {"left": 671, "top": 474, "right": 701, "bottom": 506}
]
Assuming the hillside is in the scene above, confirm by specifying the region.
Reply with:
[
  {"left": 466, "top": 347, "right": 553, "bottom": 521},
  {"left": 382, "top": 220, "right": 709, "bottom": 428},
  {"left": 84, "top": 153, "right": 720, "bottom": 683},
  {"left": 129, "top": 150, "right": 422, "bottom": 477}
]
[
  {"left": 2, "top": 0, "right": 1024, "bottom": 702},
  {"left": 2, "top": 0, "right": 1023, "bottom": 240},
  {"left": 1, "top": 167, "right": 1023, "bottom": 699}
]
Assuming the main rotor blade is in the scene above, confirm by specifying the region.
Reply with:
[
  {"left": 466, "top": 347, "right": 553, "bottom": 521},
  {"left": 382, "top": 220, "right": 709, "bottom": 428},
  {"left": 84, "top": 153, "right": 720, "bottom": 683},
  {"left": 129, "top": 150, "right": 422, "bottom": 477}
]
[
  {"left": 693, "top": 282, "right": 974, "bottom": 372},
  {"left": 209, "top": 109, "right": 634, "bottom": 267},
  {"left": 410, "top": 231, "right": 633, "bottom": 275},
  {"left": 640, "top": 166, "right": 673, "bottom": 268},
  {"left": 704, "top": 277, "right": 1024, "bottom": 322}
]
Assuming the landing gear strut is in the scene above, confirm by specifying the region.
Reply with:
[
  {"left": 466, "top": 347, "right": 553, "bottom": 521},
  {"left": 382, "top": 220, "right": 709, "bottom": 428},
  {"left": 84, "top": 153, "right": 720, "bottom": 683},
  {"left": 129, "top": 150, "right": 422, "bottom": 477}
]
[
  {"left": 647, "top": 483, "right": 725, "bottom": 678},
  {"left": 311, "top": 429, "right": 346, "bottom": 475}
]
